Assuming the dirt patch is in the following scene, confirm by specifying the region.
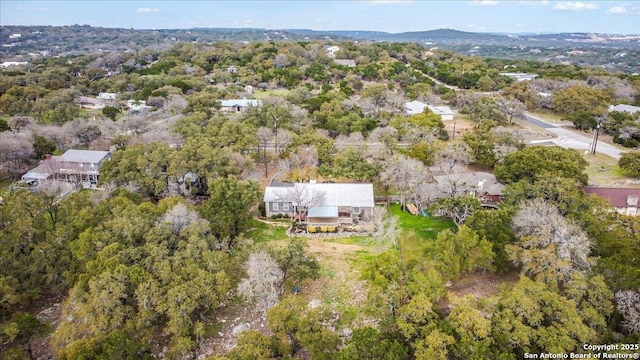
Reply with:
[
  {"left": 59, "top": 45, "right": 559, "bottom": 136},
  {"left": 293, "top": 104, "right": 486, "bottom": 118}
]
[{"left": 448, "top": 270, "right": 520, "bottom": 298}]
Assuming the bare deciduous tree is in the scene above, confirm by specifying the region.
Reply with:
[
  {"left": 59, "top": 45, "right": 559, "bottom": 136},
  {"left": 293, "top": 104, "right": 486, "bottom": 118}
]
[
  {"left": 433, "top": 141, "right": 472, "bottom": 175},
  {"left": 8, "top": 116, "right": 32, "bottom": 133},
  {"left": 238, "top": 251, "right": 284, "bottom": 315},
  {"left": 381, "top": 154, "right": 432, "bottom": 208},
  {"left": 371, "top": 206, "right": 399, "bottom": 250},
  {"left": 160, "top": 203, "right": 206, "bottom": 235},
  {"left": 615, "top": 289, "right": 640, "bottom": 335},
  {"left": 277, "top": 185, "right": 326, "bottom": 223},
  {"left": 0, "top": 132, "right": 33, "bottom": 177}
]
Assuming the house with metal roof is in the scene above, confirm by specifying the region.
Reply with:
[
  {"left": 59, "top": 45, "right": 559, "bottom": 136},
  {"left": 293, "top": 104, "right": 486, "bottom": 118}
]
[
  {"left": 499, "top": 72, "right": 538, "bottom": 82},
  {"left": 583, "top": 187, "right": 640, "bottom": 216},
  {"left": 609, "top": 104, "right": 640, "bottom": 115},
  {"left": 263, "top": 182, "right": 375, "bottom": 224},
  {"left": 22, "top": 150, "right": 111, "bottom": 189},
  {"left": 219, "top": 99, "right": 262, "bottom": 113},
  {"left": 404, "top": 100, "right": 454, "bottom": 121}
]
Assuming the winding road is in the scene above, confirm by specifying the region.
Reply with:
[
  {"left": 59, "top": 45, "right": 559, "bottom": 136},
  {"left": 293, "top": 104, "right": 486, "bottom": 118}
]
[{"left": 524, "top": 113, "right": 623, "bottom": 159}]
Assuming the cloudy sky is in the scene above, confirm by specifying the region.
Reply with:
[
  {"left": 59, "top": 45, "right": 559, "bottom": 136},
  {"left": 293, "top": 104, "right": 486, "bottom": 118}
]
[{"left": 1, "top": 1, "right": 639, "bottom": 34}]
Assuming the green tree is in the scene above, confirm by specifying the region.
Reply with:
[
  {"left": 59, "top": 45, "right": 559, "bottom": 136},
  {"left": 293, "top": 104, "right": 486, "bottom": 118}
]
[
  {"left": 199, "top": 177, "right": 261, "bottom": 244},
  {"left": 447, "top": 295, "right": 497, "bottom": 360},
  {"left": 427, "top": 225, "right": 494, "bottom": 280},
  {"left": 491, "top": 276, "right": 597, "bottom": 355},
  {"left": 32, "top": 134, "right": 57, "bottom": 159},
  {"left": 267, "top": 296, "right": 341, "bottom": 360},
  {"left": 494, "top": 146, "right": 588, "bottom": 185},
  {"left": 552, "top": 85, "right": 611, "bottom": 116},
  {"left": 327, "top": 148, "right": 378, "bottom": 182},
  {"left": 338, "top": 327, "right": 408, "bottom": 360},
  {"left": 0, "top": 118, "right": 9, "bottom": 132},
  {"left": 102, "top": 106, "right": 121, "bottom": 121},
  {"left": 272, "top": 239, "right": 320, "bottom": 294},
  {"left": 466, "top": 208, "right": 517, "bottom": 274},
  {"left": 618, "top": 152, "right": 640, "bottom": 178}
]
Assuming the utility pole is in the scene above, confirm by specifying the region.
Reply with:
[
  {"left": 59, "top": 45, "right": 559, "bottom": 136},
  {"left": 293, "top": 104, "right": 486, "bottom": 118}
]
[
  {"left": 273, "top": 116, "right": 279, "bottom": 155},
  {"left": 590, "top": 120, "right": 601, "bottom": 155}
]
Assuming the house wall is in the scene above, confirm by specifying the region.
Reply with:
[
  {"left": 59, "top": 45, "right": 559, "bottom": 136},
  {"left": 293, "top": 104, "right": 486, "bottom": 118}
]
[
  {"left": 266, "top": 201, "right": 294, "bottom": 217},
  {"left": 308, "top": 216, "right": 339, "bottom": 224}
]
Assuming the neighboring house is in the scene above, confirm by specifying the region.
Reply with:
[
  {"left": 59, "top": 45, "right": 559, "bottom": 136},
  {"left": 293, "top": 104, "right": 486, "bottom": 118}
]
[
  {"left": 98, "top": 92, "right": 117, "bottom": 100},
  {"left": 430, "top": 172, "right": 505, "bottom": 204},
  {"left": 404, "top": 100, "right": 454, "bottom": 120},
  {"left": 22, "top": 150, "right": 111, "bottom": 189},
  {"left": 583, "top": 187, "right": 640, "bottom": 216},
  {"left": 77, "top": 96, "right": 105, "bottom": 110},
  {"left": 499, "top": 72, "right": 538, "bottom": 81},
  {"left": 220, "top": 99, "right": 262, "bottom": 113},
  {"left": 263, "top": 182, "right": 375, "bottom": 224},
  {"left": 334, "top": 59, "right": 356, "bottom": 67},
  {"left": 127, "top": 99, "right": 153, "bottom": 113},
  {"left": 325, "top": 46, "right": 340, "bottom": 58},
  {"left": 609, "top": 104, "right": 640, "bottom": 115},
  {"left": 0, "top": 61, "right": 28, "bottom": 68}
]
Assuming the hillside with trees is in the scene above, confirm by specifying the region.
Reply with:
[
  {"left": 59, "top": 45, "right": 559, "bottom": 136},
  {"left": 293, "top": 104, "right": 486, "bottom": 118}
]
[{"left": 1, "top": 29, "right": 639, "bottom": 359}]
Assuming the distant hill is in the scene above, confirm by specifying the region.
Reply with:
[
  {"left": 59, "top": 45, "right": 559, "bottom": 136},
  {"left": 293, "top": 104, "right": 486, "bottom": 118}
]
[{"left": 1, "top": 25, "right": 639, "bottom": 73}]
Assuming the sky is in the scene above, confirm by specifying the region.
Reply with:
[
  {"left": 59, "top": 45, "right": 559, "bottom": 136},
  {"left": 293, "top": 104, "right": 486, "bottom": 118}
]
[{"left": 1, "top": 1, "right": 639, "bottom": 35}]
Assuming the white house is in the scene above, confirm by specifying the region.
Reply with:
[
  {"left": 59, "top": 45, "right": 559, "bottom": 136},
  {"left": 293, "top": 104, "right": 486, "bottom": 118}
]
[
  {"left": 98, "top": 92, "right": 117, "bottom": 100},
  {"left": 127, "top": 100, "right": 153, "bottom": 112},
  {"left": 334, "top": 59, "right": 356, "bottom": 67},
  {"left": 264, "top": 182, "right": 374, "bottom": 224},
  {"left": 22, "top": 150, "right": 111, "bottom": 189},
  {"left": 0, "top": 61, "right": 28, "bottom": 68},
  {"left": 404, "top": 100, "right": 454, "bottom": 121},
  {"left": 499, "top": 72, "right": 538, "bottom": 82},
  {"left": 609, "top": 104, "right": 640, "bottom": 115},
  {"left": 325, "top": 46, "right": 341, "bottom": 58},
  {"left": 219, "top": 99, "right": 262, "bottom": 113}
]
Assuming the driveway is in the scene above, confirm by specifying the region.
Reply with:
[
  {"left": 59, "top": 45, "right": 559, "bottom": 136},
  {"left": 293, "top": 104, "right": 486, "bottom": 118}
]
[{"left": 524, "top": 113, "right": 623, "bottom": 159}]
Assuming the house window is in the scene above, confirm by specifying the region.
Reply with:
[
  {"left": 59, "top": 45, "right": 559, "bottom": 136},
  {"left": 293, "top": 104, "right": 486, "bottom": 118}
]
[
  {"left": 352, "top": 207, "right": 361, "bottom": 215},
  {"left": 283, "top": 203, "right": 290, "bottom": 211},
  {"left": 272, "top": 202, "right": 279, "bottom": 211}
]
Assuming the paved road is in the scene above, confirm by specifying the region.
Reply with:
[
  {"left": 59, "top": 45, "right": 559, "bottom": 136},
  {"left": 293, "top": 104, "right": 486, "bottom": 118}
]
[{"left": 523, "top": 113, "right": 623, "bottom": 159}]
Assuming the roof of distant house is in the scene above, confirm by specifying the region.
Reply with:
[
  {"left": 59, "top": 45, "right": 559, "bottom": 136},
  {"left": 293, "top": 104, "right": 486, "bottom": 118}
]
[
  {"left": 583, "top": 187, "right": 640, "bottom": 207},
  {"left": 264, "top": 183, "right": 374, "bottom": 208},
  {"left": 433, "top": 172, "right": 505, "bottom": 196},
  {"left": 219, "top": 99, "right": 262, "bottom": 107},
  {"left": 334, "top": 59, "right": 356, "bottom": 67},
  {"left": 22, "top": 156, "right": 63, "bottom": 180},
  {"left": 61, "top": 149, "right": 110, "bottom": 164},
  {"left": 404, "top": 100, "right": 453, "bottom": 116},
  {"left": 499, "top": 72, "right": 538, "bottom": 81},
  {"left": 609, "top": 104, "right": 640, "bottom": 114}
]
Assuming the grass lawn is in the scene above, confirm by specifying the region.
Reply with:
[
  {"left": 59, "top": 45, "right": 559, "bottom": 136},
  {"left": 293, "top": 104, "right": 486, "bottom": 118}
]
[
  {"left": 0, "top": 178, "right": 16, "bottom": 195},
  {"left": 246, "top": 219, "right": 289, "bottom": 243},
  {"left": 584, "top": 152, "right": 639, "bottom": 187},
  {"left": 389, "top": 203, "right": 456, "bottom": 266}
]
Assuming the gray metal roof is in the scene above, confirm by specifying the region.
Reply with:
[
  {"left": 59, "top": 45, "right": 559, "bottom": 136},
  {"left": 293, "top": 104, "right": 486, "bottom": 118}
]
[
  {"left": 609, "top": 104, "right": 640, "bottom": 114},
  {"left": 219, "top": 99, "right": 262, "bottom": 108},
  {"left": 264, "top": 183, "right": 374, "bottom": 208},
  {"left": 308, "top": 206, "right": 338, "bottom": 218},
  {"left": 61, "top": 150, "right": 110, "bottom": 164}
]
